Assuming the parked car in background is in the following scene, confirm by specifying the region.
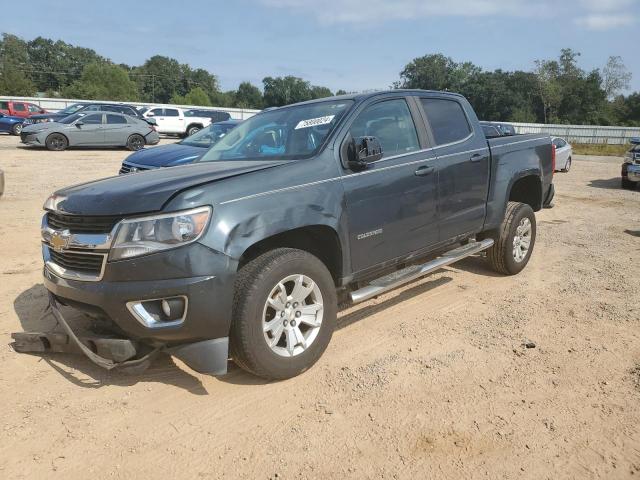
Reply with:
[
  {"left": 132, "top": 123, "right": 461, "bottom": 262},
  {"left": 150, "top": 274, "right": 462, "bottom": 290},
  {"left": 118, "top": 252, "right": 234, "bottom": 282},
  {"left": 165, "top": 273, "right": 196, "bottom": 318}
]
[
  {"left": 120, "top": 119, "right": 240, "bottom": 174},
  {"left": 622, "top": 137, "right": 640, "bottom": 190},
  {"left": 552, "top": 137, "right": 573, "bottom": 172},
  {"left": 0, "top": 100, "right": 47, "bottom": 118},
  {"left": 143, "top": 106, "right": 212, "bottom": 137},
  {"left": 0, "top": 168, "right": 4, "bottom": 198},
  {"left": 23, "top": 103, "right": 153, "bottom": 126},
  {"left": 480, "top": 123, "right": 502, "bottom": 138},
  {"left": 20, "top": 112, "right": 159, "bottom": 151},
  {"left": 0, "top": 113, "right": 25, "bottom": 135},
  {"left": 185, "top": 109, "right": 231, "bottom": 123},
  {"left": 480, "top": 121, "right": 516, "bottom": 137}
]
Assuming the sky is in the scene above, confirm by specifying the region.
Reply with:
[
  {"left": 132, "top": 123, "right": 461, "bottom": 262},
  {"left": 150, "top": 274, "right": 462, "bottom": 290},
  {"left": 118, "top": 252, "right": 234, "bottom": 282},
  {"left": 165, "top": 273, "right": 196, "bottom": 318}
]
[{"left": 3, "top": 0, "right": 639, "bottom": 93}]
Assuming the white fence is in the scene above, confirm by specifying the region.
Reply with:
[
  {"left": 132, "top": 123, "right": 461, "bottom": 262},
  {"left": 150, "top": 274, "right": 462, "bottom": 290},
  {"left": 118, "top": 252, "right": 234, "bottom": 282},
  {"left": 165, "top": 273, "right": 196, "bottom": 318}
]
[
  {"left": 0, "top": 96, "right": 261, "bottom": 120},
  {"left": 511, "top": 122, "right": 640, "bottom": 145}
]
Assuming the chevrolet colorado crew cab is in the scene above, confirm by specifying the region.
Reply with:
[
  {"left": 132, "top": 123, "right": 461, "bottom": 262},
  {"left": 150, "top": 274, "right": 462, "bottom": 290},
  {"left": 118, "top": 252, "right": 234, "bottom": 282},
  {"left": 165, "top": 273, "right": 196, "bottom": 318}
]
[{"left": 21, "top": 90, "right": 555, "bottom": 380}]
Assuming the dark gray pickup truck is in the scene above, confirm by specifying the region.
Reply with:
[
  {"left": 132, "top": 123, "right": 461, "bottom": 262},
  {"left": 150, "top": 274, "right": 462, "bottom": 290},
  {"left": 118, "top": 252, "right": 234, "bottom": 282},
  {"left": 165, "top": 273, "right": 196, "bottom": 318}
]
[{"left": 14, "top": 90, "right": 555, "bottom": 379}]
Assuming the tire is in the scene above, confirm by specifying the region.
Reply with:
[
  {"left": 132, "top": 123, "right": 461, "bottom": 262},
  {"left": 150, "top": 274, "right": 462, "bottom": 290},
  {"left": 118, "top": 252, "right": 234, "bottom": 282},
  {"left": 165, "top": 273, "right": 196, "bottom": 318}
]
[
  {"left": 186, "top": 125, "right": 201, "bottom": 137},
  {"left": 230, "top": 248, "right": 337, "bottom": 380},
  {"left": 562, "top": 157, "right": 571, "bottom": 173},
  {"left": 45, "top": 133, "right": 68, "bottom": 151},
  {"left": 11, "top": 123, "right": 22, "bottom": 136},
  {"left": 486, "top": 201, "right": 536, "bottom": 275},
  {"left": 621, "top": 177, "right": 636, "bottom": 190},
  {"left": 126, "top": 134, "right": 145, "bottom": 151}
]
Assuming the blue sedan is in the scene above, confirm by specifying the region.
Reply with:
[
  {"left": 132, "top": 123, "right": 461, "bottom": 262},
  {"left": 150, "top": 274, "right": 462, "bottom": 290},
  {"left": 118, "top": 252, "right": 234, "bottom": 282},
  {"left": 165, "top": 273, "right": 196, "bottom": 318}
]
[
  {"left": 119, "top": 120, "right": 240, "bottom": 174},
  {"left": 0, "top": 113, "right": 25, "bottom": 135}
]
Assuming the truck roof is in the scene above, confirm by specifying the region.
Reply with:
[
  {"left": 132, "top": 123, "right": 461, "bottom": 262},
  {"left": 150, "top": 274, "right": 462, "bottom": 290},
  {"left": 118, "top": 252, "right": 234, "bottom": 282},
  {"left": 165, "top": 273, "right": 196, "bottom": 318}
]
[{"left": 287, "top": 89, "right": 465, "bottom": 108}]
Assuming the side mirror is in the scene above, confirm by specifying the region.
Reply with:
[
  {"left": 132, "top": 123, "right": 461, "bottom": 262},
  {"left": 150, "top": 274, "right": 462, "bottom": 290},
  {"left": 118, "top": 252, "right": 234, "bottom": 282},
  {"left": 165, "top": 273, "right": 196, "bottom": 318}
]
[
  {"left": 146, "top": 112, "right": 155, "bottom": 117},
  {"left": 75, "top": 121, "right": 84, "bottom": 127},
  {"left": 146, "top": 117, "right": 157, "bottom": 125},
  {"left": 346, "top": 135, "right": 383, "bottom": 169}
]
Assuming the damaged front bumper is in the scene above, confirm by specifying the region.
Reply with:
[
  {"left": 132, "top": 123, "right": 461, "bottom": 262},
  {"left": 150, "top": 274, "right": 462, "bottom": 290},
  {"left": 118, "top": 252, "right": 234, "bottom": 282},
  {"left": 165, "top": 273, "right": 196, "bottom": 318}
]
[{"left": 11, "top": 294, "right": 229, "bottom": 375}]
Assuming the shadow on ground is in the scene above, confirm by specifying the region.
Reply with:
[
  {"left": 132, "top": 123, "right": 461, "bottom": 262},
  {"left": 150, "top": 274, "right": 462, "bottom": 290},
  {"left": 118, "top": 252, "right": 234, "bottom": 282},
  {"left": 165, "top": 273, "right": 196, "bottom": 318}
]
[{"left": 588, "top": 178, "right": 623, "bottom": 190}]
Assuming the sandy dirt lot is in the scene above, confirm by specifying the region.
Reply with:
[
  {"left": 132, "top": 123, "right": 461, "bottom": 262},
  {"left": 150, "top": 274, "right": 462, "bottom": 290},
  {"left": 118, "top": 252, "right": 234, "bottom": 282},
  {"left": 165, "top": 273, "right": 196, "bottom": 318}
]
[{"left": 0, "top": 133, "right": 639, "bottom": 479}]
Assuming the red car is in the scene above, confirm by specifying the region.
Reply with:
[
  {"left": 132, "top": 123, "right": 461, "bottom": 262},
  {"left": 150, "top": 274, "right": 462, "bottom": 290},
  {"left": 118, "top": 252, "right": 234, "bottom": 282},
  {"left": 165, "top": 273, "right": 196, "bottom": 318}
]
[{"left": 0, "top": 100, "right": 47, "bottom": 118}]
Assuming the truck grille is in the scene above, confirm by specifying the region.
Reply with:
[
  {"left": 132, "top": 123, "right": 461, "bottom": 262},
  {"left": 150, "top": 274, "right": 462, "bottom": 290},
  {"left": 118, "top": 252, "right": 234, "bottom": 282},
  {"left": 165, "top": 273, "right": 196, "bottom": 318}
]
[
  {"left": 48, "top": 250, "right": 105, "bottom": 276},
  {"left": 119, "top": 163, "right": 150, "bottom": 174},
  {"left": 47, "top": 212, "right": 120, "bottom": 234}
]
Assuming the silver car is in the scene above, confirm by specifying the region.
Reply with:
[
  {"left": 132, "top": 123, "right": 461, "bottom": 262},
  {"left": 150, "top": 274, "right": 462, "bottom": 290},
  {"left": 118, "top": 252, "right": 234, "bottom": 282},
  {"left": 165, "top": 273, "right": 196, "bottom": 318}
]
[
  {"left": 552, "top": 137, "right": 573, "bottom": 172},
  {"left": 20, "top": 112, "right": 160, "bottom": 151}
]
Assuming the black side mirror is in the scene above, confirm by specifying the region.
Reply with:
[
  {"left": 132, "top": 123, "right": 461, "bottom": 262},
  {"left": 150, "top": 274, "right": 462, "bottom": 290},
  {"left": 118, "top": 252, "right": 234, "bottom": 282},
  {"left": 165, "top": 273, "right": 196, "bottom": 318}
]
[
  {"left": 75, "top": 121, "right": 84, "bottom": 127},
  {"left": 346, "top": 135, "right": 383, "bottom": 170}
]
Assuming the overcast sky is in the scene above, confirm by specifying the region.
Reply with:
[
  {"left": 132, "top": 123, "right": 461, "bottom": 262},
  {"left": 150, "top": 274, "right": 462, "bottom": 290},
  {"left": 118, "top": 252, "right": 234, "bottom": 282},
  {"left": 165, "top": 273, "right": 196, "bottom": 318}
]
[{"left": 3, "top": 0, "right": 638, "bottom": 93}]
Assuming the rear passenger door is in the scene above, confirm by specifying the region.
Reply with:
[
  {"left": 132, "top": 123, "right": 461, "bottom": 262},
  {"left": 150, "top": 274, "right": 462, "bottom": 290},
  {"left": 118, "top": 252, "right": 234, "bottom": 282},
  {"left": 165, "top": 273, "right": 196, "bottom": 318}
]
[
  {"left": 103, "top": 114, "right": 132, "bottom": 145},
  {"left": 162, "top": 108, "right": 184, "bottom": 134},
  {"left": 340, "top": 97, "right": 439, "bottom": 274},
  {"left": 419, "top": 96, "right": 490, "bottom": 242}
]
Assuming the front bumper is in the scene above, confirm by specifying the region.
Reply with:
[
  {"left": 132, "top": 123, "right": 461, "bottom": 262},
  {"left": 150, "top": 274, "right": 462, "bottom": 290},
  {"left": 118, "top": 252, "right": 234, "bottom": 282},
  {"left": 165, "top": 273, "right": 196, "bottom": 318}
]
[
  {"left": 624, "top": 163, "right": 640, "bottom": 182},
  {"left": 20, "top": 132, "right": 43, "bottom": 145}
]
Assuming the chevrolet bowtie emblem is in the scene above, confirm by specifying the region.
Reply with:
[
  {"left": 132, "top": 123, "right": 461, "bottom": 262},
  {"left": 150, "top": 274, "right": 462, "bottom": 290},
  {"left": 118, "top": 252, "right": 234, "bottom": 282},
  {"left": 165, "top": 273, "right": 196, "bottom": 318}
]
[{"left": 50, "top": 230, "right": 71, "bottom": 252}]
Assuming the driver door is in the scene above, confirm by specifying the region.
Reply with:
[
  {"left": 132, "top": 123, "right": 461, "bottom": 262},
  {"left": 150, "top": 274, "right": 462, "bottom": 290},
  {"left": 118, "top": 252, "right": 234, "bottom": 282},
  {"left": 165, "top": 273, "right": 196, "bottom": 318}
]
[{"left": 340, "top": 97, "right": 439, "bottom": 275}]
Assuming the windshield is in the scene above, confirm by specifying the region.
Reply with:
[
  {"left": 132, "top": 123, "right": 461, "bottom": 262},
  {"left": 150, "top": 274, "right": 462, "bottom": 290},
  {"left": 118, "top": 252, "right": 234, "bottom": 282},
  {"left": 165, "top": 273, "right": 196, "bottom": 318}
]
[
  {"left": 181, "top": 123, "right": 238, "bottom": 148},
  {"left": 58, "top": 103, "right": 86, "bottom": 116},
  {"left": 59, "top": 113, "right": 86, "bottom": 124},
  {"left": 199, "top": 100, "right": 353, "bottom": 162}
]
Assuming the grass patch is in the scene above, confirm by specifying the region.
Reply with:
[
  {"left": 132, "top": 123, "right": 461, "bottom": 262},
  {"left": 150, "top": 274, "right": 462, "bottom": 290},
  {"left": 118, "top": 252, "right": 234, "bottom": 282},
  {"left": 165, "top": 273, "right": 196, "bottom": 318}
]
[{"left": 573, "top": 144, "right": 629, "bottom": 157}]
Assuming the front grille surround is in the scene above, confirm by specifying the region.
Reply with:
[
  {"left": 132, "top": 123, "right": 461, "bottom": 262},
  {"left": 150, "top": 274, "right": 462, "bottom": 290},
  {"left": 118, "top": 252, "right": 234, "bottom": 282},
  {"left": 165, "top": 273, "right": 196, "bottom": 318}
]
[
  {"left": 119, "top": 162, "right": 151, "bottom": 175},
  {"left": 47, "top": 212, "right": 121, "bottom": 234},
  {"left": 43, "top": 245, "right": 107, "bottom": 282}
]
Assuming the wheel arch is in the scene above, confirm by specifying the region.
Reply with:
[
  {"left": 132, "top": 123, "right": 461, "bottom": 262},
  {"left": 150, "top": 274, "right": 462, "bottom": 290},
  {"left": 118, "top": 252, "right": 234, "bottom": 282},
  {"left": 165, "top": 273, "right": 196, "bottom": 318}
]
[
  {"left": 507, "top": 174, "right": 542, "bottom": 212},
  {"left": 237, "top": 225, "right": 343, "bottom": 285}
]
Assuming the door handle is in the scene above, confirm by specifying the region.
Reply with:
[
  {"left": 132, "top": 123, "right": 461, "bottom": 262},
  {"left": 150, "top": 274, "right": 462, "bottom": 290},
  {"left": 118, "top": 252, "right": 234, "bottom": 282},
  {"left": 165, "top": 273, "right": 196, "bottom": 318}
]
[
  {"left": 414, "top": 165, "right": 435, "bottom": 177},
  {"left": 470, "top": 154, "right": 484, "bottom": 163}
]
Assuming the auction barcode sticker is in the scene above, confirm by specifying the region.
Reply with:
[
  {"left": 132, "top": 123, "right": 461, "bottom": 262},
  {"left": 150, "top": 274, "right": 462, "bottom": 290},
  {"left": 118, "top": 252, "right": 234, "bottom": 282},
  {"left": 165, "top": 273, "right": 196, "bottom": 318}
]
[{"left": 295, "top": 115, "right": 335, "bottom": 130}]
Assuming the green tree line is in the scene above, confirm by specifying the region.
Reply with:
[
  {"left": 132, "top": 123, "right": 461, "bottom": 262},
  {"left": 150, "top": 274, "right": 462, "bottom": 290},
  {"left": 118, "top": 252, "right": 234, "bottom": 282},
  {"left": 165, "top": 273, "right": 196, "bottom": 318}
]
[{"left": 0, "top": 33, "right": 637, "bottom": 126}]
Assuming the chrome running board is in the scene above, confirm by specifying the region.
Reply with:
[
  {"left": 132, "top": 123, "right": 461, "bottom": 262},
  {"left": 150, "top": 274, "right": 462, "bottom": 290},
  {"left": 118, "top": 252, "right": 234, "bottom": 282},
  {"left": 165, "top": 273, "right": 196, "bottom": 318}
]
[{"left": 349, "top": 239, "right": 494, "bottom": 304}]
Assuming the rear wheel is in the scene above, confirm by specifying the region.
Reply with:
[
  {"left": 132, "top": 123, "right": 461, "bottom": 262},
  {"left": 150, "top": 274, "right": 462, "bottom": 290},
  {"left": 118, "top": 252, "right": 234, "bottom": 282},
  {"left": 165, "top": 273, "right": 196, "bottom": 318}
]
[
  {"left": 230, "top": 248, "right": 337, "bottom": 380},
  {"left": 486, "top": 201, "right": 536, "bottom": 275},
  {"left": 11, "top": 123, "right": 22, "bottom": 136},
  {"left": 126, "top": 134, "right": 145, "bottom": 151},
  {"left": 45, "top": 133, "right": 68, "bottom": 151},
  {"left": 186, "top": 125, "right": 201, "bottom": 137}
]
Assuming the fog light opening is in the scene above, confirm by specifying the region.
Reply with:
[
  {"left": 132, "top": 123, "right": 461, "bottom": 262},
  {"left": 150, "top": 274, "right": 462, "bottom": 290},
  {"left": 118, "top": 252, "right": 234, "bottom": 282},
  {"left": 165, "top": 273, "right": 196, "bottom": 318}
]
[{"left": 126, "top": 296, "right": 188, "bottom": 328}]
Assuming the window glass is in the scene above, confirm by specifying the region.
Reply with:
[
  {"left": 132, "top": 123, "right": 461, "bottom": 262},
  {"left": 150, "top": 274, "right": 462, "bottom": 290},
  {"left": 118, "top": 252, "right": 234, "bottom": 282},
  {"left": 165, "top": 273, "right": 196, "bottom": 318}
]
[
  {"left": 164, "top": 109, "right": 179, "bottom": 117},
  {"left": 81, "top": 114, "right": 103, "bottom": 124},
  {"left": 150, "top": 108, "right": 163, "bottom": 116},
  {"left": 28, "top": 104, "right": 41, "bottom": 112},
  {"left": 200, "top": 100, "right": 352, "bottom": 162},
  {"left": 14, "top": 103, "right": 26, "bottom": 111},
  {"left": 348, "top": 99, "right": 419, "bottom": 159},
  {"left": 106, "top": 114, "right": 127, "bottom": 124},
  {"left": 0, "top": 101, "right": 8, "bottom": 110},
  {"left": 85, "top": 105, "right": 102, "bottom": 111},
  {"left": 421, "top": 98, "right": 471, "bottom": 145}
]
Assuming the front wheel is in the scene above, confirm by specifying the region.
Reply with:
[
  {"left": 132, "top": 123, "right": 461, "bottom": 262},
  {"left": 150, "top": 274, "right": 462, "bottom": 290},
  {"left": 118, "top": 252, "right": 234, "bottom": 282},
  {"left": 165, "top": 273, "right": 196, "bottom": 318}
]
[
  {"left": 45, "top": 133, "right": 68, "bottom": 151},
  {"left": 12, "top": 123, "right": 22, "bottom": 136},
  {"left": 486, "top": 201, "right": 537, "bottom": 275},
  {"left": 621, "top": 177, "right": 636, "bottom": 190},
  {"left": 230, "top": 248, "right": 337, "bottom": 380},
  {"left": 562, "top": 157, "right": 571, "bottom": 172}
]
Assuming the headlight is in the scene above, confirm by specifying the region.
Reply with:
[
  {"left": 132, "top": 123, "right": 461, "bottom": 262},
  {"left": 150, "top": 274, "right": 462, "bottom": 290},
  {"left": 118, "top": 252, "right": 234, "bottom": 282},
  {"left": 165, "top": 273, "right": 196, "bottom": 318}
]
[{"left": 109, "top": 206, "right": 212, "bottom": 261}]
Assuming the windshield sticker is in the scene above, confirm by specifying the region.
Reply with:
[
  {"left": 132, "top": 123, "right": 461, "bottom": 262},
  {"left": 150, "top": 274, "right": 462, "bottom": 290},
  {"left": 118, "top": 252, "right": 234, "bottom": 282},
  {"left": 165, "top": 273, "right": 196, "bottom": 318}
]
[{"left": 295, "top": 115, "right": 335, "bottom": 130}]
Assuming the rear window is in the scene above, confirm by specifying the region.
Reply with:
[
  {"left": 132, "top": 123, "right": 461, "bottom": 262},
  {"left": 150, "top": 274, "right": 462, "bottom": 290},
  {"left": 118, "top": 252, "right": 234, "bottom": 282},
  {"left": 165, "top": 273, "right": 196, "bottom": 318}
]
[
  {"left": 164, "top": 109, "right": 179, "bottom": 117},
  {"left": 420, "top": 98, "right": 472, "bottom": 146}
]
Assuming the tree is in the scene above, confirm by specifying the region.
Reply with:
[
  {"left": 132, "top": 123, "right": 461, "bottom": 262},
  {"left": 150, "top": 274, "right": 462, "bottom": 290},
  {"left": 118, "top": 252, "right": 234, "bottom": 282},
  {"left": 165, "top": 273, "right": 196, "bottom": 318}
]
[
  {"left": 133, "top": 55, "right": 183, "bottom": 103},
  {"left": 234, "top": 81, "right": 263, "bottom": 108},
  {"left": 0, "top": 33, "right": 36, "bottom": 95},
  {"left": 534, "top": 59, "right": 562, "bottom": 123},
  {"left": 63, "top": 62, "right": 138, "bottom": 101},
  {"left": 262, "top": 76, "right": 312, "bottom": 106},
  {"left": 310, "top": 85, "right": 333, "bottom": 99},
  {"left": 603, "top": 56, "right": 631, "bottom": 100},
  {"left": 170, "top": 86, "right": 211, "bottom": 106}
]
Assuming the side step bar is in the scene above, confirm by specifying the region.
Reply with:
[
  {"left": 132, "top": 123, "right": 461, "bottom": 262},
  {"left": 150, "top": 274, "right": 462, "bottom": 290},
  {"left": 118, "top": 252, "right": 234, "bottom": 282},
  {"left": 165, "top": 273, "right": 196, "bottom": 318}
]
[{"left": 349, "top": 239, "right": 494, "bottom": 304}]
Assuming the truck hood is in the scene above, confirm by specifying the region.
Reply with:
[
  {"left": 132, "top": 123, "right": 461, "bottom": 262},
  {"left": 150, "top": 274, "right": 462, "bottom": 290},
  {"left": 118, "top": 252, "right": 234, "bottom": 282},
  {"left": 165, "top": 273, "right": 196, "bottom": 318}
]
[
  {"left": 52, "top": 160, "right": 289, "bottom": 216},
  {"left": 124, "top": 143, "right": 205, "bottom": 167}
]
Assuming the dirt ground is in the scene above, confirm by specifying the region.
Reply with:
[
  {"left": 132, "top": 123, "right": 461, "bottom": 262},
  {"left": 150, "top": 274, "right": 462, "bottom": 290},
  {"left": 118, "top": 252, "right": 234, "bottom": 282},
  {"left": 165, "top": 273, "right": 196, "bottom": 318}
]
[{"left": 0, "top": 133, "right": 639, "bottom": 479}]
